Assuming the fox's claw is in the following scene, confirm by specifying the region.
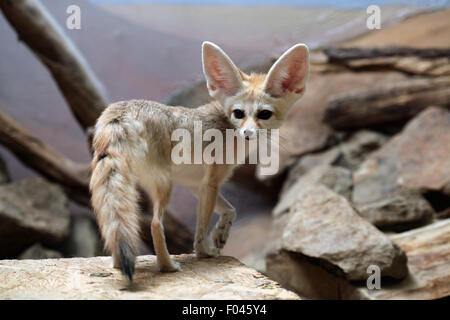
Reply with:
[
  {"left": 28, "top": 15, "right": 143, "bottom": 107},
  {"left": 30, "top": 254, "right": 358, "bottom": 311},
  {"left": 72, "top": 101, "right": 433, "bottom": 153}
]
[
  {"left": 211, "top": 227, "right": 229, "bottom": 249},
  {"left": 195, "top": 242, "right": 220, "bottom": 258}
]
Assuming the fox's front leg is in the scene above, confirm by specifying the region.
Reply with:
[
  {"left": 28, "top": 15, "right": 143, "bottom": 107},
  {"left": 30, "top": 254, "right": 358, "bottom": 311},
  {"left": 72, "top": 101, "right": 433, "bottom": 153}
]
[
  {"left": 211, "top": 194, "right": 236, "bottom": 249},
  {"left": 189, "top": 189, "right": 236, "bottom": 252},
  {"left": 194, "top": 167, "right": 220, "bottom": 258}
]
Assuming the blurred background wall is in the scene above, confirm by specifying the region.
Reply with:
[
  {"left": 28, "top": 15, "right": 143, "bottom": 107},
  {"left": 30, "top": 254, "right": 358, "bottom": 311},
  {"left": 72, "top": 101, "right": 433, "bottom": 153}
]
[{"left": 1, "top": 0, "right": 443, "bottom": 217}]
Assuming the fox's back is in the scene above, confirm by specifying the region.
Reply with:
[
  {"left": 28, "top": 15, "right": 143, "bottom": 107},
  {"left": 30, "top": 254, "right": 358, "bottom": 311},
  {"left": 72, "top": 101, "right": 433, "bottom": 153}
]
[{"left": 92, "top": 99, "right": 233, "bottom": 168}]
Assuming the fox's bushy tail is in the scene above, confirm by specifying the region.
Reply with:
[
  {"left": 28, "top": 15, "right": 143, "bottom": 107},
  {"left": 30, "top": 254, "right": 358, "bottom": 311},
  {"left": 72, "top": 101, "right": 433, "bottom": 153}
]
[{"left": 89, "top": 120, "right": 141, "bottom": 281}]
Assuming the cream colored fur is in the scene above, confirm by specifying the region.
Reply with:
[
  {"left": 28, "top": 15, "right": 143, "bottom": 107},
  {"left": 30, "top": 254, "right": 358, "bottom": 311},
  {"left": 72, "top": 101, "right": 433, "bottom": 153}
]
[{"left": 89, "top": 41, "right": 309, "bottom": 279}]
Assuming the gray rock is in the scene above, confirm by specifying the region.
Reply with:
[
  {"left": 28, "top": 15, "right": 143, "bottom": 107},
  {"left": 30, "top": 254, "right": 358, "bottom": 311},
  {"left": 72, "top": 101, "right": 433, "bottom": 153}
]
[
  {"left": 347, "top": 219, "right": 450, "bottom": 300},
  {"left": 18, "top": 243, "right": 63, "bottom": 260},
  {"left": 281, "top": 185, "right": 408, "bottom": 281},
  {"left": 337, "top": 130, "right": 388, "bottom": 171},
  {"left": 282, "top": 130, "right": 387, "bottom": 194},
  {"left": 266, "top": 249, "right": 355, "bottom": 300},
  {"left": 282, "top": 148, "right": 342, "bottom": 194},
  {"left": 355, "top": 189, "right": 434, "bottom": 230},
  {"left": 0, "top": 178, "right": 70, "bottom": 257},
  {"left": 274, "top": 165, "right": 353, "bottom": 216},
  {"left": 354, "top": 107, "right": 450, "bottom": 198},
  {"left": 267, "top": 219, "right": 450, "bottom": 300},
  {"left": 353, "top": 107, "right": 450, "bottom": 228}
]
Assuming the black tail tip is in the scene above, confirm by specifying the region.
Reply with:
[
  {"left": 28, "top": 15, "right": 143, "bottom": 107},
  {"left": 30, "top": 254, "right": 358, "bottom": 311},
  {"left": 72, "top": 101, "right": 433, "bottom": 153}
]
[{"left": 119, "top": 241, "right": 136, "bottom": 282}]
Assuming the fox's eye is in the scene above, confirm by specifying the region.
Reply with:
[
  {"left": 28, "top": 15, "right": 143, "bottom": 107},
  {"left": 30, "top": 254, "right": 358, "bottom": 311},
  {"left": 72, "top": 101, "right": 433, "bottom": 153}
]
[
  {"left": 257, "top": 110, "right": 272, "bottom": 120},
  {"left": 233, "top": 109, "right": 245, "bottom": 119}
]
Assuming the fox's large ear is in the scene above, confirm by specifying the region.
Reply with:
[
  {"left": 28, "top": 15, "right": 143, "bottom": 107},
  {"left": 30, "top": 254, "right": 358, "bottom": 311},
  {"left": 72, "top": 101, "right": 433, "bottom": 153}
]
[
  {"left": 263, "top": 44, "right": 309, "bottom": 99},
  {"left": 202, "top": 41, "right": 243, "bottom": 101}
]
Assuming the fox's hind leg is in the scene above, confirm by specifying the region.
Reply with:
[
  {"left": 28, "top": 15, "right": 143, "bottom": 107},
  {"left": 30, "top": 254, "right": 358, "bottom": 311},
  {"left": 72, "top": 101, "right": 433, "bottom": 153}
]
[
  {"left": 140, "top": 169, "right": 180, "bottom": 272},
  {"left": 152, "top": 190, "right": 181, "bottom": 272}
]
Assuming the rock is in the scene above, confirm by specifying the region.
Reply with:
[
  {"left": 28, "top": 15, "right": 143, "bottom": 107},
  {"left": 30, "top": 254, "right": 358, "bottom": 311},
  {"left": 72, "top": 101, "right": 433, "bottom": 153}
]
[
  {"left": 355, "top": 190, "right": 434, "bottom": 230},
  {"left": 60, "top": 214, "right": 103, "bottom": 258},
  {"left": 0, "top": 178, "right": 70, "bottom": 257},
  {"left": 266, "top": 250, "right": 355, "bottom": 300},
  {"left": 347, "top": 219, "right": 450, "bottom": 299},
  {"left": 0, "top": 254, "right": 299, "bottom": 300},
  {"left": 280, "top": 185, "right": 408, "bottom": 281},
  {"left": 354, "top": 107, "right": 450, "bottom": 199},
  {"left": 274, "top": 165, "right": 353, "bottom": 217},
  {"left": 352, "top": 107, "right": 450, "bottom": 228},
  {"left": 18, "top": 243, "right": 63, "bottom": 260},
  {"left": 281, "top": 148, "right": 342, "bottom": 194},
  {"left": 0, "top": 154, "right": 10, "bottom": 184},
  {"left": 281, "top": 130, "right": 387, "bottom": 194},
  {"left": 267, "top": 219, "right": 450, "bottom": 300},
  {"left": 336, "top": 130, "right": 388, "bottom": 171}
]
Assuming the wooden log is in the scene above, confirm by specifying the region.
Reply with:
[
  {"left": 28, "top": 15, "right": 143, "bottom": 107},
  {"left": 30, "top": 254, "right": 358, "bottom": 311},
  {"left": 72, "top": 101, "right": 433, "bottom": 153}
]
[
  {"left": 314, "top": 47, "right": 450, "bottom": 76},
  {"left": 323, "top": 76, "right": 450, "bottom": 130},
  {"left": 0, "top": 109, "right": 91, "bottom": 205},
  {"left": 0, "top": 0, "right": 108, "bottom": 130},
  {"left": 322, "top": 46, "right": 450, "bottom": 62}
]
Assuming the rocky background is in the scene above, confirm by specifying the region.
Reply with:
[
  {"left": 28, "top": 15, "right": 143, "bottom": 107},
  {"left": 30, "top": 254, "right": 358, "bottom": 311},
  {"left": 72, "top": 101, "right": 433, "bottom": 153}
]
[{"left": 0, "top": 1, "right": 449, "bottom": 299}]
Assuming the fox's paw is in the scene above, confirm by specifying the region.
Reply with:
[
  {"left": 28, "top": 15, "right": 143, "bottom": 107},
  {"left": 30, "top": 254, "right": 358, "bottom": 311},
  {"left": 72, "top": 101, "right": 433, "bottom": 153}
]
[
  {"left": 158, "top": 260, "right": 181, "bottom": 273},
  {"left": 194, "top": 243, "right": 220, "bottom": 258},
  {"left": 211, "top": 227, "right": 229, "bottom": 249}
]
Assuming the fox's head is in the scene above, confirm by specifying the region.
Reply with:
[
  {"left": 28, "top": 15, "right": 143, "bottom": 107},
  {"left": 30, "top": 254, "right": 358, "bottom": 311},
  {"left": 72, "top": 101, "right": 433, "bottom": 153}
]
[{"left": 202, "top": 41, "right": 309, "bottom": 140}]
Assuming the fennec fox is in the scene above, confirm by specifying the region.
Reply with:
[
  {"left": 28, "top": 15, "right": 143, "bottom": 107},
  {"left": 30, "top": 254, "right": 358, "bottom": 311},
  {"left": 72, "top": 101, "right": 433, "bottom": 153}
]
[{"left": 90, "top": 41, "right": 309, "bottom": 281}]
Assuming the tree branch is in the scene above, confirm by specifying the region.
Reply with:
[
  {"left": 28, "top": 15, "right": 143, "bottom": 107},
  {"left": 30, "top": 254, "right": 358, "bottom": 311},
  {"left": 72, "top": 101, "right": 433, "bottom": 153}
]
[
  {"left": 0, "top": 108, "right": 91, "bottom": 205},
  {"left": 323, "top": 76, "right": 450, "bottom": 130},
  {"left": 0, "top": 0, "right": 108, "bottom": 130},
  {"left": 322, "top": 46, "right": 450, "bottom": 62},
  {"left": 314, "top": 47, "right": 450, "bottom": 76}
]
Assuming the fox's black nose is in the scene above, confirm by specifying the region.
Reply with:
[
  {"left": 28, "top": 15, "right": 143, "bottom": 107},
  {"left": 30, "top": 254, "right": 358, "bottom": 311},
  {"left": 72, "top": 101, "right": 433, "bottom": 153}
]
[{"left": 244, "top": 129, "right": 255, "bottom": 138}]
